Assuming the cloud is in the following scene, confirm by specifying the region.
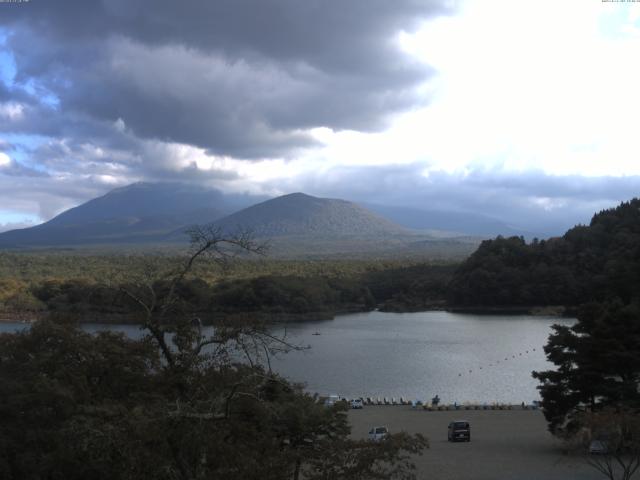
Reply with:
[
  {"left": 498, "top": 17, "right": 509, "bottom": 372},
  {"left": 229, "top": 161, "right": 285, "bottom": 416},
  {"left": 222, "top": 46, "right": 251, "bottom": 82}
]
[
  {"left": 2, "top": 0, "right": 638, "bottom": 238},
  {"left": 1, "top": 0, "right": 449, "bottom": 158},
  {"left": 0, "top": 102, "right": 24, "bottom": 120},
  {"left": 265, "top": 163, "right": 640, "bottom": 236},
  {"left": 0, "top": 220, "right": 36, "bottom": 234},
  {"left": 0, "top": 175, "right": 85, "bottom": 221},
  {"left": 0, "top": 129, "right": 256, "bottom": 222},
  {"left": 0, "top": 1, "right": 453, "bottom": 223}
]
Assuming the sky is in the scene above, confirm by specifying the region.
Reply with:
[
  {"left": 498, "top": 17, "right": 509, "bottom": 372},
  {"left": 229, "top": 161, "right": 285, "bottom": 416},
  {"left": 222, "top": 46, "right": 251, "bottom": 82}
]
[{"left": 1, "top": 0, "right": 639, "bottom": 236}]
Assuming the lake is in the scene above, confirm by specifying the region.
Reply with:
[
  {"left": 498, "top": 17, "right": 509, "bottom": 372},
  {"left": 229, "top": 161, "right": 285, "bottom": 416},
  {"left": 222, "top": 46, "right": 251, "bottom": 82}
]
[{"left": 0, "top": 310, "right": 573, "bottom": 404}]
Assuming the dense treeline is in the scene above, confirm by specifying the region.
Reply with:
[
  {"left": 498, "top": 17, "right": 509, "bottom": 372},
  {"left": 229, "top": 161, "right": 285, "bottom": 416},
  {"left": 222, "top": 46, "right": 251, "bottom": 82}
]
[
  {"left": 213, "top": 275, "right": 376, "bottom": 315},
  {"left": 6, "top": 198, "right": 640, "bottom": 316},
  {"left": 0, "top": 254, "right": 455, "bottom": 320},
  {"left": 0, "top": 276, "right": 372, "bottom": 320},
  {"left": 0, "top": 252, "right": 451, "bottom": 282},
  {"left": 448, "top": 199, "right": 640, "bottom": 307},
  {"left": 364, "top": 263, "right": 453, "bottom": 311}
]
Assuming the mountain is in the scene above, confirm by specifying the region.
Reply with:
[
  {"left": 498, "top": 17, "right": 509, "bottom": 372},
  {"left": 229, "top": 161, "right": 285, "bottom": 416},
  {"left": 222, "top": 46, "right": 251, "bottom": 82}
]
[
  {"left": 363, "top": 203, "right": 534, "bottom": 238},
  {"left": 209, "top": 192, "right": 408, "bottom": 237},
  {"left": 0, "top": 185, "right": 480, "bottom": 259},
  {"left": 0, "top": 182, "right": 263, "bottom": 248}
]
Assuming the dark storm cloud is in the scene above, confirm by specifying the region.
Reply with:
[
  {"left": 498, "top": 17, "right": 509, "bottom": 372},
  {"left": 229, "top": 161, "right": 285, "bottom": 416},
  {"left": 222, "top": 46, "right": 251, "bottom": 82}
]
[
  {"left": 1, "top": 0, "right": 449, "bottom": 159},
  {"left": 0, "top": 160, "right": 48, "bottom": 178},
  {"left": 4, "top": 0, "right": 444, "bottom": 75},
  {"left": 271, "top": 164, "right": 640, "bottom": 237},
  {"left": 0, "top": 1, "right": 452, "bottom": 222}
]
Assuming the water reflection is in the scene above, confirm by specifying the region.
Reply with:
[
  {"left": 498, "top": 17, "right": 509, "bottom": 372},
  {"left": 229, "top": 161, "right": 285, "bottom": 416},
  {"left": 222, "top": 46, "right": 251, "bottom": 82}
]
[{"left": 269, "top": 311, "right": 573, "bottom": 404}]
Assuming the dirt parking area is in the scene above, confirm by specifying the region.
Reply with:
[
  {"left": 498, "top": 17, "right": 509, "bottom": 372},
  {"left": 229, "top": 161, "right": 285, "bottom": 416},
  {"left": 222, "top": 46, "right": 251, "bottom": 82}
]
[{"left": 348, "top": 406, "right": 606, "bottom": 480}]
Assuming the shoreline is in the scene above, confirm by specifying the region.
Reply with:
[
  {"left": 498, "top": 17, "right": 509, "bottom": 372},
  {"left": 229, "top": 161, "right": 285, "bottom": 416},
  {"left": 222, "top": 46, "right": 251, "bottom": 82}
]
[
  {"left": 0, "top": 311, "right": 43, "bottom": 323},
  {"left": 0, "top": 303, "right": 574, "bottom": 324},
  {"left": 445, "top": 305, "right": 572, "bottom": 317},
  {"left": 0, "top": 307, "right": 363, "bottom": 325}
]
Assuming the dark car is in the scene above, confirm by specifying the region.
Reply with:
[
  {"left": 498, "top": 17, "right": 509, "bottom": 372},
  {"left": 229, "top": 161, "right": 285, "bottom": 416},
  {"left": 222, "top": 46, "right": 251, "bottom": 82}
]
[{"left": 448, "top": 420, "right": 471, "bottom": 442}]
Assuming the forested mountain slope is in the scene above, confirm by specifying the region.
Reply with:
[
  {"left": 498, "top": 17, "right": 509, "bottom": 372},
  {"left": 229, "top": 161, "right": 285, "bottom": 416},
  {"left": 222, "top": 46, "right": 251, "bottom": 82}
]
[
  {"left": 448, "top": 198, "right": 640, "bottom": 307},
  {"left": 211, "top": 192, "right": 407, "bottom": 237}
]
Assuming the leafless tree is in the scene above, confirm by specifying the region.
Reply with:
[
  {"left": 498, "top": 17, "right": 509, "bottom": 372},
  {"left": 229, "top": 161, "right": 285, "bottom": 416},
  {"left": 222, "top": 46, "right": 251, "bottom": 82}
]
[
  {"left": 117, "top": 225, "right": 302, "bottom": 397},
  {"left": 568, "top": 408, "right": 640, "bottom": 480}
]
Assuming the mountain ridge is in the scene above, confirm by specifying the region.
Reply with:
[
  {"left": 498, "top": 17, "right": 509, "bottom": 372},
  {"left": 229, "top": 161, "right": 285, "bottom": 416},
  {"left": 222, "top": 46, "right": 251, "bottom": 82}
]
[
  {"left": 0, "top": 182, "right": 262, "bottom": 248},
  {"left": 209, "top": 192, "right": 408, "bottom": 238},
  {"left": 363, "top": 203, "right": 535, "bottom": 238},
  {"left": 0, "top": 183, "right": 489, "bottom": 259}
]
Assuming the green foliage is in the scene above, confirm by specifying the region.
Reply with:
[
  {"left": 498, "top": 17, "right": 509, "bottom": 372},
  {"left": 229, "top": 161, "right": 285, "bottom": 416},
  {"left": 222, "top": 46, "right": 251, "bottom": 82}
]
[
  {"left": 0, "top": 320, "right": 161, "bottom": 479},
  {"left": 212, "top": 275, "right": 376, "bottom": 315},
  {"left": 363, "top": 264, "right": 453, "bottom": 311},
  {"left": 0, "top": 252, "right": 455, "bottom": 320},
  {"left": 0, "top": 318, "right": 428, "bottom": 479},
  {"left": 533, "top": 302, "right": 640, "bottom": 433},
  {"left": 449, "top": 199, "right": 640, "bottom": 307}
]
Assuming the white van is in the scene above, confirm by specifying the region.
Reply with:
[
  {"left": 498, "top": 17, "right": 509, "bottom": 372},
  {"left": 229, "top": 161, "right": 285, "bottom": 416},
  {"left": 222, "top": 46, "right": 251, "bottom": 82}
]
[
  {"left": 324, "top": 394, "right": 340, "bottom": 407},
  {"left": 368, "top": 426, "right": 389, "bottom": 441}
]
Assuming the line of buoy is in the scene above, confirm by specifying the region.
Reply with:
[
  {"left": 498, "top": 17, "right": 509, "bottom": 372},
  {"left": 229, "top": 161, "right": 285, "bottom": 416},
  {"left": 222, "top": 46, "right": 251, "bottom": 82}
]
[{"left": 455, "top": 346, "right": 543, "bottom": 377}]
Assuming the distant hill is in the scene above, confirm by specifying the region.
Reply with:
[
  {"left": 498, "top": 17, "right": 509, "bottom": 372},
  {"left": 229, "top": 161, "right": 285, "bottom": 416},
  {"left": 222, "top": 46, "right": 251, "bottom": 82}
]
[
  {"left": 0, "top": 182, "right": 262, "bottom": 247},
  {"left": 0, "top": 184, "right": 481, "bottom": 259},
  {"left": 210, "top": 193, "right": 408, "bottom": 237},
  {"left": 363, "top": 203, "right": 533, "bottom": 238},
  {"left": 448, "top": 198, "right": 640, "bottom": 307},
  {"left": 191, "top": 193, "right": 480, "bottom": 259}
]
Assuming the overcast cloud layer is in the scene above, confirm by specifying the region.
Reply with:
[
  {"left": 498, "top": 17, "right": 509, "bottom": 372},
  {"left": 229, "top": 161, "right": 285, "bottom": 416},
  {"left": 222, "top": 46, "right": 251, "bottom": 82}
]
[
  {"left": 1, "top": 0, "right": 639, "bottom": 236},
  {"left": 1, "top": 0, "right": 445, "bottom": 156}
]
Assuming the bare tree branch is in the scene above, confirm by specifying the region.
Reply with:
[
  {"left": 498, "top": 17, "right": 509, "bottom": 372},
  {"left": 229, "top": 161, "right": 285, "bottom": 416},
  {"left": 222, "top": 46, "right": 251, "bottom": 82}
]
[{"left": 115, "top": 224, "right": 268, "bottom": 369}]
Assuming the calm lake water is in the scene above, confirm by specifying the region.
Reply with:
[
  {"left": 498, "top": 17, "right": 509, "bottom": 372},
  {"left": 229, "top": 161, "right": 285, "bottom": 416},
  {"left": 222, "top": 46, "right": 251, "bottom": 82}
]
[{"left": 0, "top": 311, "right": 573, "bottom": 404}]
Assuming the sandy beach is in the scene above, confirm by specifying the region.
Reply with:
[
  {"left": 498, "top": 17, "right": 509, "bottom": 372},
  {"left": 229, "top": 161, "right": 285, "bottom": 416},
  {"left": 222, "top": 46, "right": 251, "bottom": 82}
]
[{"left": 348, "top": 406, "right": 605, "bottom": 480}]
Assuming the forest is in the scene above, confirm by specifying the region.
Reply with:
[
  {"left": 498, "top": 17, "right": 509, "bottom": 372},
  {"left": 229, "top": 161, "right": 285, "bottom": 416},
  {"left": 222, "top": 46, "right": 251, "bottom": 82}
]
[
  {"left": 448, "top": 199, "right": 640, "bottom": 308},
  {"left": 3, "top": 199, "right": 640, "bottom": 322},
  {"left": 0, "top": 228, "right": 429, "bottom": 479},
  {"left": 0, "top": 253, "right": 455, "bottom": 322}
]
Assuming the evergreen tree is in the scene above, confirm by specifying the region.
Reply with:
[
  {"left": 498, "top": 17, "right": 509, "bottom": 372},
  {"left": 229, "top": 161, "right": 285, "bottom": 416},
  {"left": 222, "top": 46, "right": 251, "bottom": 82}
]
[{"left": 533, "top": 302, "right": 640, "bottom": 433}]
